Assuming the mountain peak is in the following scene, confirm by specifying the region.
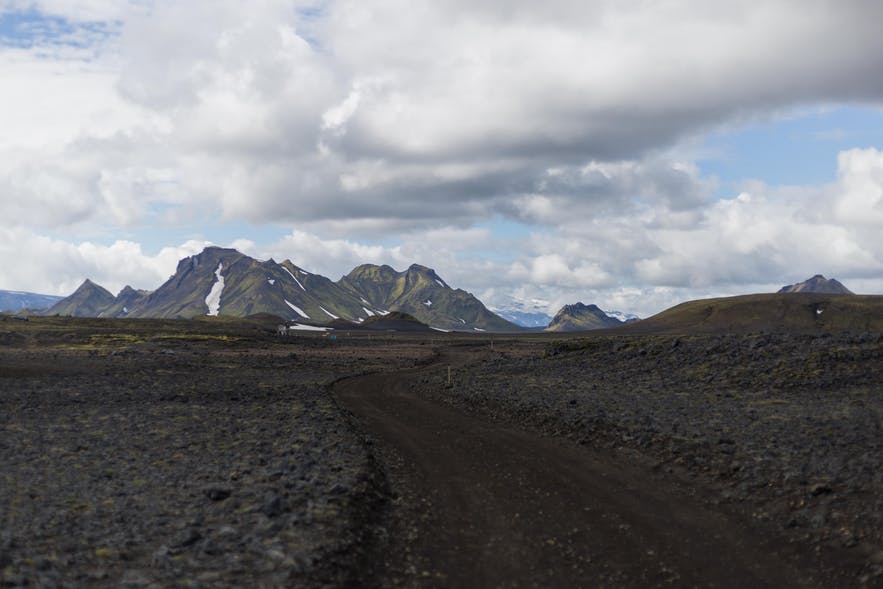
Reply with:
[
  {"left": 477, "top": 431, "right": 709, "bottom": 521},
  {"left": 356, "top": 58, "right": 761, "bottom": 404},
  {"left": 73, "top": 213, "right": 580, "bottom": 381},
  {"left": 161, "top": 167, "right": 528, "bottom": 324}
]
[
  {"left": 77, "top": 279, "right": 112, "bottom": 295},
  {"left": 546, "top": 302, "right": 623, "bottom": 332},
  {"left": 341, "top": 262, "right": 517, "bottom": 331},
  {"left": 44, "top": 279, "right": 115, "bottom": 317},
  {"left": 778, "top": 275, "right": 854, "bottom": 295},
  {"left": 117, "top": 285, "right": 140, "bottom": 297},
  {"left": 407, "top": 263, "right": 433, "bottom": 273}
]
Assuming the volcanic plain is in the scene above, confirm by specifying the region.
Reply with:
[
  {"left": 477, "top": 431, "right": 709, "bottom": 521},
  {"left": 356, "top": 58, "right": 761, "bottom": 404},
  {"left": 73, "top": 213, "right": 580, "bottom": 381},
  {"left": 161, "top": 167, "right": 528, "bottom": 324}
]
[{"left": 1, "top": 315, "right": 881, "bottom": 587}]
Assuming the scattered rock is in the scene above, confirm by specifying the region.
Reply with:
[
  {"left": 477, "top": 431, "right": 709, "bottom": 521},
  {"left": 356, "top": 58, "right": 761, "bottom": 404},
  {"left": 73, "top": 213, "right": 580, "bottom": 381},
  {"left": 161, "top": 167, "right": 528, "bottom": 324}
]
[{"left": 202, "top": 484, "right": 233, "bottom": 501}]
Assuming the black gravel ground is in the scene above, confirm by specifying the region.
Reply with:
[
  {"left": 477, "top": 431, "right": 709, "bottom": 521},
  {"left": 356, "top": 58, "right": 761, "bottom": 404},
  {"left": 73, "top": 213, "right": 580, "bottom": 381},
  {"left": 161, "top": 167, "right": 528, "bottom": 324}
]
[
  {"left": 0, "top": 325, "right": 430, "bottom": 588},
  {"left": 416, "top": 333, "right": 883, "bottom": 585},
  {"left": 3, "top": 318, "right": 881, "bottom": 586}
]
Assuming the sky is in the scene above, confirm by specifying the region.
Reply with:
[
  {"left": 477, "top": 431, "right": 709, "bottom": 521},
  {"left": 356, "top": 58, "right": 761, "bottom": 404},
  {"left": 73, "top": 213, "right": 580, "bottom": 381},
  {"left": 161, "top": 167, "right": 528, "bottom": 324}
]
[{"left": 1, "top": 0, "right": 883, "bottom": 317}]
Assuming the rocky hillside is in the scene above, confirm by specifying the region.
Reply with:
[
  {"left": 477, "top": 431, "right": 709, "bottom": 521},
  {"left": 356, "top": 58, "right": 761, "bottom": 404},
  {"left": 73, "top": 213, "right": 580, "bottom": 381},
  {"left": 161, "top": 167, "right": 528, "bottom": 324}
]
[
  {"left": 778, "top": 274, "right": 854, "bottom": 294},
  {"left": 545, "top": 302, "right": 624, "bottom": 332}
]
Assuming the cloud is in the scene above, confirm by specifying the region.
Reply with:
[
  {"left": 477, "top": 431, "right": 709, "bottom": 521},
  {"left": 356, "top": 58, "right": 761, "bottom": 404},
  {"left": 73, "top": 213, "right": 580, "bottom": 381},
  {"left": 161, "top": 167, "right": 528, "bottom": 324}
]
[
  {"left": 4, "top": 1, "right": 135, "bottom": 22},
  {"left": 3, "top": 2, "right": 883, "bottom": 316},
  {"left": 0, "top": 228, "right": 208, "bottom": 295},
  {"left": 7, "top": 0, "right": 883, "bottom": 234},
  {"left": 491, "top": 148, "right": 883, "bottom": 314}
]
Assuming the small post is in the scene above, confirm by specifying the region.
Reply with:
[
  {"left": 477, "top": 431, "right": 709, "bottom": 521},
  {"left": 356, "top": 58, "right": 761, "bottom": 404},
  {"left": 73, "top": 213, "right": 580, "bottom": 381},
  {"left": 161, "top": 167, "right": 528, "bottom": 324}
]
[{"left": 447, "top": 365, "right": 452, "bottom": 386}]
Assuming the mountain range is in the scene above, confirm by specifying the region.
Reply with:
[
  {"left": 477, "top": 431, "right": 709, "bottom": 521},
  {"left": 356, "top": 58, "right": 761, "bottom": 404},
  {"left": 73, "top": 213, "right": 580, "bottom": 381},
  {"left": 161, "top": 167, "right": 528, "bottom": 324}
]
[
  {"left": 7, "top": 254, "right": 862, "bottom": 333},
  {"left": 40, "top": 247, "right": 523, "bottom": 332}
]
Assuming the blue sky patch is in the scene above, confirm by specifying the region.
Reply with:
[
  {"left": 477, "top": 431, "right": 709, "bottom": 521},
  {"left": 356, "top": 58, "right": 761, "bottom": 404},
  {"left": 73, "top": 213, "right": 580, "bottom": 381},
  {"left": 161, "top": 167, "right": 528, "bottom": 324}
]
[
  {"left": 0, "top": 7, "right": 116, "bottom": 49},
  {"left": 699, "top": 105, "right": 883, "bottom": 194}
]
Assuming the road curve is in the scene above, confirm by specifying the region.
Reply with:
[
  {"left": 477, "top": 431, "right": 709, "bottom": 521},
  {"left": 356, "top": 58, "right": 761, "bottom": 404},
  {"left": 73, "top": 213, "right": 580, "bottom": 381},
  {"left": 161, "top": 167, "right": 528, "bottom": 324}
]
[{"left": 334, "top": 349, "right": 824, "bottom": 588}]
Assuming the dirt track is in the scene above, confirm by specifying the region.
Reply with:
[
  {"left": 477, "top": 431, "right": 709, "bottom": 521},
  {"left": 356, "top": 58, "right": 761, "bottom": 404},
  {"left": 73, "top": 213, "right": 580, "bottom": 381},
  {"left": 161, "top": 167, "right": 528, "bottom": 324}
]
[{"left": 335, "top": 348, "right": 836, "bottom": 588}]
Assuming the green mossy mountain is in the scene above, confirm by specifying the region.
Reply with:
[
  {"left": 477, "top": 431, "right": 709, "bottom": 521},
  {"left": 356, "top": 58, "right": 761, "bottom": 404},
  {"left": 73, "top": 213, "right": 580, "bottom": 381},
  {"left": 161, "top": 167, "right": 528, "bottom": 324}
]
[
  {"left": 42, "top": 248, "right": 521, "bottom": 331},
  {"left": 44, "top": 279, "right": 115, "bottom": 317},
  {"left": 340, "top": 263, "right": 521, "bottom": 332},
  {"left": 124, "top": 247, "right": 377, "bottom": 322},
  {"left": 545, "top": 302, "right": 624, "bottom": 332}
]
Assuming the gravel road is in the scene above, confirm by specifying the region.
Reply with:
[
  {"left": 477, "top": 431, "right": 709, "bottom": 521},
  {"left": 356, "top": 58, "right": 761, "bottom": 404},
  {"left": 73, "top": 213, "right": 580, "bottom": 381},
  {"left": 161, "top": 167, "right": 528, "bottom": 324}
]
[{"left": 410, "top": 334, "right": 882, "bottom": 586}]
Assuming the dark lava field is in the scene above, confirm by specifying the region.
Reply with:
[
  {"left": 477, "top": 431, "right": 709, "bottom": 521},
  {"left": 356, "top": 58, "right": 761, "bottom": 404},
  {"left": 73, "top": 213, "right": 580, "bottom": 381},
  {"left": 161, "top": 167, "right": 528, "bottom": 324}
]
[
  {"left": 1, "top": 316, "right": 881, "bottom": 587},
  {"left": 0, "top": 317, "right": 429, "bottom": 588}
]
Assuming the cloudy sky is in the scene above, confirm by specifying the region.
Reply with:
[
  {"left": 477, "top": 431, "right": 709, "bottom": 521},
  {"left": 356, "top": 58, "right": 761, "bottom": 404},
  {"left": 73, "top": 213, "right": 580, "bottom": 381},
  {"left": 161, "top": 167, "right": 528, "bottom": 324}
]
[{"left": 2, "top": 0, "right": 883, "bottom": 317}]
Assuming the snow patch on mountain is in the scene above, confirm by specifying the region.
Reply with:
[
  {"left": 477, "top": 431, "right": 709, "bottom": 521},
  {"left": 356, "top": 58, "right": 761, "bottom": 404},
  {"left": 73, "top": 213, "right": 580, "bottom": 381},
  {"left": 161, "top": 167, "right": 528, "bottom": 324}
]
[
  {"left": 286, "top": 323, "right": 329, "bottom": 332},
  {"left": 362, "top": 306, "right": 375, "bottom": 317},
  {"left": 424, "top": 299, "right": 432, "bottom": 307},
  {"left": 285, "top": 299, "right": 310, "bottom": 319},
  {"left": 205, "top": 263, "right": 225, "bottom": 316},
  {"left": 281, "top": 266, "right": 306, "bottom": 291},
  {"left": 320, "top": 306, "right": 339, "bottom": 319},
  {"left": 267, "top": 278, "right": 275, "bottom": 286}
]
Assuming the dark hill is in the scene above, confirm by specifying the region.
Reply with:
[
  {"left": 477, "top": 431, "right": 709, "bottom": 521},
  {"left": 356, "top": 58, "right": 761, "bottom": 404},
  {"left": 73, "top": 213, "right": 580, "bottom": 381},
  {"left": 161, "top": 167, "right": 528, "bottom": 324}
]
[
  {"left": 361, "top": 311, "right": 433, "bottom": 332},
  {"left": 620, "top": 293, "right": 883, "bottom": 335}
]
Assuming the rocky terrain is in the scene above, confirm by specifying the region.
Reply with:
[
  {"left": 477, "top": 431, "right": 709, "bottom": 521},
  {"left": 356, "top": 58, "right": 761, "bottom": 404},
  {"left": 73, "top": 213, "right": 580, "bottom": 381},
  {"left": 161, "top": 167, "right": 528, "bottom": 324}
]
[
  {"left": 3, "top": 315, "right": 882, "bottom": 586},
  {"left": 0, "top": 317, "right": 431, "bottom": 588},
  {"left": 415, "top": 332, "right": 883, "bottom": 584}
]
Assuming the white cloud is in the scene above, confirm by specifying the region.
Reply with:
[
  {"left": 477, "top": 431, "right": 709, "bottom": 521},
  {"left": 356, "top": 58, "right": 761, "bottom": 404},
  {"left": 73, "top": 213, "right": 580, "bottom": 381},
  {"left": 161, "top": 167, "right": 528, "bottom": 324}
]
[
  {"left": 8, "top": 0, "right": 883, "bottom": 232},
  {"left": 0, "top": 228, "right": 207, "bottom": 295},
  {"left": 833, "top": 148, "right": 883, "bottom": 226},
  {"left": 488, "top": 148, "right": 883, "bottom": 314},
  {"left": 2, "top": 2, "right": 883, "bottom": 316}
]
